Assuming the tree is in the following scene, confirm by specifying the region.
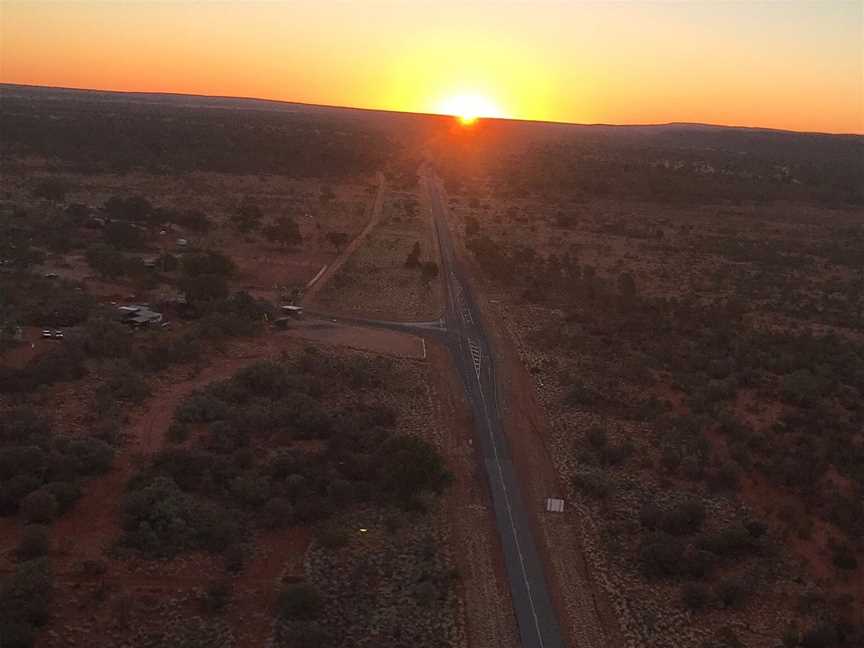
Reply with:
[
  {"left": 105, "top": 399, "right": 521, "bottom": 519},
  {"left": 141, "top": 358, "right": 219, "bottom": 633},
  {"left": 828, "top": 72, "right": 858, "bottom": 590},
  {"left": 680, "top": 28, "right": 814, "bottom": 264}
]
[
  {"left": 405, "top": 241, "right": 421, "bottom": 268},
  {"left": 278, "top": 583, "right": 323, "bottom": 620},
  {"left": 103, "top": 195, "right": 152, "bottom": 222},
  {"left": 64, "top": 203, "right": 90, "bottom": 223},
  {"left": 21, "top": 490, "right": 58, "bottom": 524},
  {"left": 266, "top": 217, "right": 302, "bottom": 248},
  {"left": 104, "top": 221, "right": 146, "bottom": 250},
  {"left": 378, "top": 436, "right": 450, "bottom": 504},
  {"left": 233, "top": 200, "right": 263, "bottom": 233},
  {"left": 86, "top": 245, "right": 128, "bottom": 277},
  {"left": 618, "top": 271, "right": 637, "bottom": 303},
  {"left": 182, "top": 251, "right": 236, "bottom": 277},
  {"left": 179, "top": 274, "right": 229, "bottom": 305},
  {"left": 420, "top": 261, "right": 439, "bottom": 286},
  {"left": 17, "top": 525, "right": 49, "bottom": 560},
  {"left": 32, "top": 178, "right": 70, "bottom": 202},
  {"left": 325, "top": 231, "right": 348, "bottom": 253},
  {"left": 175, "top": 209, "right": 211, "bottom": 233}
]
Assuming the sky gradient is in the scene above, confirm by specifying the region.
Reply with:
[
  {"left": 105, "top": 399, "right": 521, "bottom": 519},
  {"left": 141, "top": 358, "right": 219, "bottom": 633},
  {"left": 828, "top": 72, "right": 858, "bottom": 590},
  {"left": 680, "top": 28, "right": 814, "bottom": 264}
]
[{"left": 2, "top": 1, "right": 862, "bottom": 134}]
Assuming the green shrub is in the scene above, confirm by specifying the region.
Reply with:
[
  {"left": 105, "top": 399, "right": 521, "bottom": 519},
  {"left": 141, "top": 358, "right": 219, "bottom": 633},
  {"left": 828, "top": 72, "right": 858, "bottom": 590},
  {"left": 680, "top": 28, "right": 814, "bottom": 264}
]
[
  {"left": 42, "top": 481, "right": 81, "bottom": 514},
  {"left": 17, "top": 526, "right": 50, "bottom": 561},
  {"left": 639, "top": 535, "right": 684, "bottom": 578},
  {"left": 0, "top": 620, "right": 36, "bottom": 648},
  {"left": 660, "top": 499, "right": 706, "bottom": 536},
  {"left": 203, "top": 578, "right": 231, "bottom": 614},
  {"left": 713, "top": 575, "right": 750, "bottom": 609},
  {"left": 21, "top": 490, "right": 58, "bottom": 524},
  {"left": 316, "top": 524, "right": 349, "bottom": 550},
  {"left": 260, "top": 497, "right": 294, "bottom": 530},
  {"left": 0, "top": 558, "right": 53, "bottom": 628},
  {"left": 377, "top": 436, "right": 451, "bottom": 505},
  {"left": 682, "top": 583, "right": 710, "bottom": 611},
  {"left": 121, "top": 477, "right": 241, "bottom": 558},
  {"left": 278, "top": 583, "right": 323, "bottom": 621},
  {"left": 573, "top": 470, "right": 614, "bottom": 499}
]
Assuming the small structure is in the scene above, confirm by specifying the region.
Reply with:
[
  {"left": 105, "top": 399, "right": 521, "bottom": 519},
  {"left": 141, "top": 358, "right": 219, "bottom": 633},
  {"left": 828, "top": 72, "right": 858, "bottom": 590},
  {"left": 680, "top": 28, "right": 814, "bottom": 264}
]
[
  {"left": 545, "top": 498, "right": 565, "bottom": 513},
  {"left": 118, "top": 304, "right": 164, "bottom": 328},
  {"left": 281, "top": 305, "right": 304, "bottom": 318}
]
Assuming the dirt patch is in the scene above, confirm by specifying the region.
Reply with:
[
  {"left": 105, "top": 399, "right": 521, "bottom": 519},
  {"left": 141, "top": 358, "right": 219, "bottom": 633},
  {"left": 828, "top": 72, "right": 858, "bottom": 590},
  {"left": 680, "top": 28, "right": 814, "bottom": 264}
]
[{"left": 277, "top": 320, "right": 426, "bottom": 359}]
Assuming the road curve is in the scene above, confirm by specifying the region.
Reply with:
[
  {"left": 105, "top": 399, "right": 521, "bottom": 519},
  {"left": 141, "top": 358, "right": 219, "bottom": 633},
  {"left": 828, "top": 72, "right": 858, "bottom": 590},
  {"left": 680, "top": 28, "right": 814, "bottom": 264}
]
[{"left": 421, "top": 169, "right": 565, "bottom": 648}]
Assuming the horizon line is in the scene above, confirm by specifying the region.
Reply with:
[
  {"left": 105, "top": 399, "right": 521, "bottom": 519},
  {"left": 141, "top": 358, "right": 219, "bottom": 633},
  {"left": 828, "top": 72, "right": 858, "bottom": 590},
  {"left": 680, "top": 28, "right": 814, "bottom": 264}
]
[{"left": 1, "top": 81, "right": 861, "bottom": 138}]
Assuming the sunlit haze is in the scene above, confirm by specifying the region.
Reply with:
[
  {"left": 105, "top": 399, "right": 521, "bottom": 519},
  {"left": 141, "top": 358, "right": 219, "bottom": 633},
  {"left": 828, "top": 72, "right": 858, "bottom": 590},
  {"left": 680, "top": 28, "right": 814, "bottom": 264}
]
[{"left": 1, "top": 0, "right": 862, "bottom": 133}]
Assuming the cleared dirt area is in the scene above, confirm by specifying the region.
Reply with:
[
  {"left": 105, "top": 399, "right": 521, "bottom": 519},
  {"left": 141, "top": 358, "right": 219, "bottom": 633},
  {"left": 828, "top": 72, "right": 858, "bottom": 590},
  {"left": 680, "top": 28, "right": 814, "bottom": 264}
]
[
  {"left": 277, "top": 319, "right": 426, "bottom": 359},
  {"left": 312, "top": 187, "right": 444, "bottom": 321}
]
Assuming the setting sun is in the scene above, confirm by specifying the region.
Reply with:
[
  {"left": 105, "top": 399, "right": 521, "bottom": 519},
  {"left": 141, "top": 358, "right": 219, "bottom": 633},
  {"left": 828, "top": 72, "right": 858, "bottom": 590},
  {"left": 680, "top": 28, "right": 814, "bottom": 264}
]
[{"left": 436, "top": 93, "right": 506, "bottom": 124}]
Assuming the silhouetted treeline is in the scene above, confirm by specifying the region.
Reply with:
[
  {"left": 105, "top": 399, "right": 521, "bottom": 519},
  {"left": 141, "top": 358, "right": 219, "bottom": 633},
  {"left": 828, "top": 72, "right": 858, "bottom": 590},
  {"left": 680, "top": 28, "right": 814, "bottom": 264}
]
[
  {"left": 0, "top": 93, "right": 395, "bottom": 177},
  {"left": 491, "top": 131, "right": 864, "bottom": 205}
]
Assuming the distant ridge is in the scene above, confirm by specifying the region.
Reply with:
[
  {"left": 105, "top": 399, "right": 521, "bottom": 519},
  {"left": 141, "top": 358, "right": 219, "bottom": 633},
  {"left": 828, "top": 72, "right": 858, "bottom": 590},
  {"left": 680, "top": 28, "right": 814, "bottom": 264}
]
[{"left": 1, "top": 82, "right": 861, "bottom": 138}]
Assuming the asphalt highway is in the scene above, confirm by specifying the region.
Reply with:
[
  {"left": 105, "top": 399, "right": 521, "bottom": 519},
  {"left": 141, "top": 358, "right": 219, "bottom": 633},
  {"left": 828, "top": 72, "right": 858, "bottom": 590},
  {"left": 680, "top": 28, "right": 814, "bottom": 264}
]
[{"left": 422, "top": 170, "right": 565, "bottom": 648}]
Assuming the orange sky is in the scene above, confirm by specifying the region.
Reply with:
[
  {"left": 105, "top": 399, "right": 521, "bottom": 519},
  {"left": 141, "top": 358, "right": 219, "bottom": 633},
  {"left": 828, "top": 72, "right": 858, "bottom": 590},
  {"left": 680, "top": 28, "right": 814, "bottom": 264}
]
[{"left": 1, "top": 1, "right": 862, "bottom": 134}]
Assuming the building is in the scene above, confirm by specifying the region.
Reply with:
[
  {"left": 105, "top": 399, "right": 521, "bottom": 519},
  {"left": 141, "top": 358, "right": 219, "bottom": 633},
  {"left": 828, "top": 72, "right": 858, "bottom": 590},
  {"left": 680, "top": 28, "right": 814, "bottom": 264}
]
[
  {"left": 118, "top": 304, "right": 164, "bottom": 328},
  {"left": 281, "top": 305, "right": 304, "bottom": 318}
]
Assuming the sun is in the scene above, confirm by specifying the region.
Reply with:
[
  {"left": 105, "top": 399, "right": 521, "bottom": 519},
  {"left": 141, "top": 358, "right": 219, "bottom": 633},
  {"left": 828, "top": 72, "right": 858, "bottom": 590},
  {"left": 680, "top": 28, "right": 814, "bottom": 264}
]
[{"left": 437, "top": 93, "right": 505, "bottom": 125}]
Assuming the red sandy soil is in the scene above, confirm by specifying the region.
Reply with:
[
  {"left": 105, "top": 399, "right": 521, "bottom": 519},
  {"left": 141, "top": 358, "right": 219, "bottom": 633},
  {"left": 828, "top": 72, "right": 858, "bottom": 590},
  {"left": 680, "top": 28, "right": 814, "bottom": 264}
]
[
  {"left": 277, "top": 319, "right": 426, "bottom": 359},
  {"left": 0, "top": 327, "right": 45, "bottom": 369}
]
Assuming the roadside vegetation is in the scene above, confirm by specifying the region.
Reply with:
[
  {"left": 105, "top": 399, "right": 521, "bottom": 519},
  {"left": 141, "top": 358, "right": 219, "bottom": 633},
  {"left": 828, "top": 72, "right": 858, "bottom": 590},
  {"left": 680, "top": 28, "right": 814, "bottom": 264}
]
[{"left": 445, "top": 138, "right": 864, "bottom": 647}]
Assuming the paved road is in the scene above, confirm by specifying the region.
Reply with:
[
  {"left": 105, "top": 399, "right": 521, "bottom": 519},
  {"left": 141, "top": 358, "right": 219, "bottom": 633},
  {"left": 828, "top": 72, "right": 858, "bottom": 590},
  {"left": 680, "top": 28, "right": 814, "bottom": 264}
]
[{"left": 422, "top": 170, "right": 565, "bottom": 648}]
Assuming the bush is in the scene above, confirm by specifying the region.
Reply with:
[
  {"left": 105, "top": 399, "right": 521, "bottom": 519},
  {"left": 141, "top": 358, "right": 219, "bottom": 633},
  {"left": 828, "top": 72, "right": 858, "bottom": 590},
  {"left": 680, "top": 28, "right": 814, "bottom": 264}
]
[
  {"left": 682, "top": 583, "right": 710, "bottom": 611},
  {"left": 81, "top": 318, "right": 131, "bottom": 359},
  {"left": 17, "top": 526, "right": 50, "bottom": 560},
  {"left": 660, "top": 498, "right": 706, "bottom": 536},
  {"left": 640, "top": 535, "right": 684, "bottom": 578},
  {"left": 315, "top": 524, "right": 349, "bottom": 550},
  {"left": 42, "top": 481, "right": 81, "bottom": 514},
  {"left": 32, "top": 178, "right": 70, "bottom": 202},
  {"left": 714, "top": 575, "right": 750, "bottom": 609},
  {"left": 166, "top": 421, "right": 190, "bottom": 444},
  {"left": 98, "top": 365, "right": 151, "bottom": 404},
  {"left": 0, "top": 621, "right": 36, "bottom": 648},
  {"left": 260, "top": 497, "right": 294, "bottom": 530},
  {"left": 203, "top": 578, "right": 231, "bottom": 614},
  {"left": 64, "top": 437, "right": 114, "bottom": 475},
  {"left": 377, "top": 436, "right": 451, "bottom": 505},
  {"left": 0, "top": 558, "right": 53, "bottom": 628},
  {"left": 121, "top": 477, "right": 241, "bottom": 558},
  {"left": 21, "top": 490, "right": 58, "bottom": 524},
  {"left": 573, "top": 470, "right": 614, "bottom": 499},
  {"left": 698, "top": 524, "right": 755, "bottom": 559},
  {"left": 278, "top": 583, "right": 323, "bottom": 621},
  {"left": 831, "top": 544, "right": 858, "bottom": 571}
]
